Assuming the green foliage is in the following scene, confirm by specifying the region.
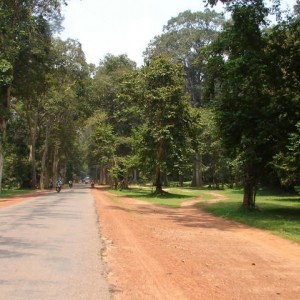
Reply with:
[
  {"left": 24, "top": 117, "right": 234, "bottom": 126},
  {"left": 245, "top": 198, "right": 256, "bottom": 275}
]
[
  {"left": 264, "top": 17, "right": 300, "bottom": 189},
  {"left": 196, "top": 108, "right": 233, "bottom": 187},
  {"left": 0, "top": 0, "right": 67, "bottom": 191},
  {"left": 0, "top": 59, "right": 13, "bottom": 85},
  {"left": 84, "top": 54, "right": 140, "bottom": 187},
  {"left": 137, "top": 56, "right": 193, "bottom": 190},
  {"left": 273, "top": 122, "right": 300, "bottom": 188},
  {"left": 85, "top": 110, "right": 116, "bottom": 166},
  {"left": 205, "top": 0, "right": 300, "bottom": 206},
  {"left": 4, "top": 114, "right": 32, "bottom": 188},
  {"left": 144, "top": 9, "right": 224, "bottom": 106},
  {"left": 1, "top": 0, "right": 299, "bottom": 197}
]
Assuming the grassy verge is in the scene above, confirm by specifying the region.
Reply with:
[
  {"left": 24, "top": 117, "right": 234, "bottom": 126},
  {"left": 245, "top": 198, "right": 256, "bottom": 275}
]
[
  {"left": 109, "top": 186, "right": 204, "bottom": 208},
  {"left": 109, "top": 186, "right": 300, "bottom": 244},
  {"left": 198, "top": 189, "right": 300, "bottom": 244},
  {"left": 0, "top": 189, "right": 37, "bottom": 198}
]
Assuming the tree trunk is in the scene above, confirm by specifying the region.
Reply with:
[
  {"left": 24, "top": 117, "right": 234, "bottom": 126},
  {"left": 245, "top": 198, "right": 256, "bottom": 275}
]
[
  {"left": 29, "top": 141, "right": 37, "bottom": 188},
  {"left": 0, "top": 84, "right": 11, "bottom": 192},
  {"left": 61, "top": 163, "right": 67, "bottom": 183},
  {"left": 155, "top": 165, "right": 162, "bottom": 193},
  {"left": 133, "top": 169, "right": 138, "bottom": 183},
  {"left": 52, "top": 148, "right": 59, "bottom": 183},
  {"left": 27, "top": 113, "right": 38, "bottom": 188},
  {"left": 243, "top": 167, "right": 256, "bottom": 209},
  {"left": 39, "top": 125, "right": 49, "bottom": 190},
  {"left": 154, "top": 140, "right": 163, "bottom": 193},
  {"left": 191, "top": 152, "right": 203, "bottom": 187},
  {"left": 99, "top": 164, "right": 107, "bottom": 185},
  {"left": 178, "top": 174, "right": 183, "bottom": 187},
  {"left": 0, "top": 146, "right": 3, "bottom": 192},
  {"left": 120, "top": 169, "right": 129, "bottom": 189}
]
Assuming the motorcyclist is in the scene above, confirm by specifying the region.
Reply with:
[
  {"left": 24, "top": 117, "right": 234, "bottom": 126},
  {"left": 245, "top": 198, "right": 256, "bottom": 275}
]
[{"left": 56, "top": 178, "right": 62, "bottom": 192}]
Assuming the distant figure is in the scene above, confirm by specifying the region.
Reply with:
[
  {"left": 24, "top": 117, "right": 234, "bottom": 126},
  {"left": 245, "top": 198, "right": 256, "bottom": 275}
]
[
  {"left": 91, "top": 180, "right": 95, "bottom": 188},
  {"left": 68, "top": 180, "right": 73, "bottom": 188},
  {"left": 56, "top": 178, "right": 62, "bottom": 193}
]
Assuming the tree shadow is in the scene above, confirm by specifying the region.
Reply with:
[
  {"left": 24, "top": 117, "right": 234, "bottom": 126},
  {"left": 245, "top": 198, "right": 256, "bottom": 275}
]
[{"left": 106, "top": 203, "right": 247, "bottom": 232}]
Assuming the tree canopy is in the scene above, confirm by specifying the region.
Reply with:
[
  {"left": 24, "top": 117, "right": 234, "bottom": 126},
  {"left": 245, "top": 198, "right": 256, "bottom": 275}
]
[{"left": 1, "top": 1, "right": 299, "bottom": 210}]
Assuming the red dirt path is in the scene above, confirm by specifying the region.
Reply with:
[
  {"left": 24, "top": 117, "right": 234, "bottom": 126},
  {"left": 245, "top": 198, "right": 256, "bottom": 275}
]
[
  {"left": 0, "top": 190, "right": 50, "bottom": 209},
  {"left": 92, "top": 187, "right": 300, "bottom": 300}
]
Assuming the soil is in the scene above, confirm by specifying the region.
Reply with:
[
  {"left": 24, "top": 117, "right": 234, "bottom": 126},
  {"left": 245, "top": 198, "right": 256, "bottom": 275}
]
[
  {"left": 0, "top": 190, "right": 51, "bottom": 209},
  {"left": 92, "top": 186, "right": 300, "bottom": 300}
]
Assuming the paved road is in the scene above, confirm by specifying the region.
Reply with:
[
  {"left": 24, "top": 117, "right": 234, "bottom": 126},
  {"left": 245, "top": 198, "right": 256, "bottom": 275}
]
[{"left": 0, "top": 185, "right": 111, "bottom": 300}]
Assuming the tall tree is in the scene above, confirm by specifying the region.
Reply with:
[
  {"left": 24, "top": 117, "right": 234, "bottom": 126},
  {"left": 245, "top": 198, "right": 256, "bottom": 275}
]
[
  {"left": 205, "top": 0, "right": 300, "bottom": 206},
  {"left": 206, "top": 0, "right": 273, "bottom": 208},
  {"left": 144, "top": 9, "right": 224, "bottom": 107},
  {"left": 138, "top": 56, "right": 192, "bottom": 193},
  {"left": 266, "top": 15, "right": 300, "bottom": 189},
  {"left": 12, "top": 15, "right": 53, "bottom": 188},
  {"left": 87, "top": 54, "right": 138, "bottom": 186},
  {"left": 41, "top": 38, "right": 89, "bottom": 187},
  {"left": 0, "top": 0, "right": 66, "bottom": 191},
  {"left": 144, "top": 9, "right": 224, "bottom": 187},
  {"left": 85, "top": 110, "right": 116, "bottom": 186}
]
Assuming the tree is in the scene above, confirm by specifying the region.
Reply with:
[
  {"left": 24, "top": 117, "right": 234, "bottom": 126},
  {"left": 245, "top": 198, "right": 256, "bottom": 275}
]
[
  {"left": 265, "top": 16, "right": 300, "bottom": 189},
  {"left": 87, "top": 54, "right": 138, "bottom": 187},
  {"left": 138, "top": 56, "right": 192, "bottom": 193},
  {"left": 85, "top": 110, "right": 116, "bottom": 185},
  {"left": 3, "top": 114, "right": 31, "bottom": 188},
  {"left": 206, "top": 0, "right": 273, "bottom": 208},
  {"left": 205, "top": 0, "right": 300, "bottom": 207},
  {"left": 273, "top": 122, "right": 300, "bottom": 189},
  {"left": 12, "top": 16, "right": 53, "bottom": 188},
  {"left": 144, "top": 9, "right": 224, "bottom": 107},
  {"left": 90, "top": 54, "right": 136, "bottom": 121},
  {"left": 196, "top": 108, "right": 233, "bottom": 188},
  {"left": 144, "top": 10, "right": 224, "bottom": 187},
  {"left": 41, "top": 38, "right": 89, "bottom": 187},
  {"left": 0, "top": 0, "right": 66, "bottom": 191}
]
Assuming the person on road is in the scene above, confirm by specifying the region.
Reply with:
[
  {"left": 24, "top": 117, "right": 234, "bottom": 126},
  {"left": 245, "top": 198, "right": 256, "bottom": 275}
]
[{"left": 56, "top": 178, "right": 62, "bottom": 192}]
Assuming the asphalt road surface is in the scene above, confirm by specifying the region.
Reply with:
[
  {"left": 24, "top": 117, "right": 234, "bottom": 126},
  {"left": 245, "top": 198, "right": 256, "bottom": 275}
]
[{"left": 0, "top": 185, "right": 111, "bottom": 300}]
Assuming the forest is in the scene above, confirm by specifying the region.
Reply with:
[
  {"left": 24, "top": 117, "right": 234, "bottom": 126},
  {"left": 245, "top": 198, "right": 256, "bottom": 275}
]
[{"left": 0, "top": 0, "right": 299, "bottom": 208}]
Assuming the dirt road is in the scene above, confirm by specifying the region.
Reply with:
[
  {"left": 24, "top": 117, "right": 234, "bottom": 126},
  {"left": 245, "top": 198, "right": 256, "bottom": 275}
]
[{"left": 92, "top": 187, "right": 300, "bottom": 300}]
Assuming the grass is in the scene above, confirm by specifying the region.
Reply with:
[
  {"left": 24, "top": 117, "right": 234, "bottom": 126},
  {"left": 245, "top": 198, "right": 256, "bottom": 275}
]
[
  {"left": 0, "top": 189, "right": 37, "bottom": 198},
  {"left": 109, "top": 187, "right": 198, "bottom": 208},
  {"left": 109, "top": 185, "right": 300, "bottom": 244},
  {"left": 198, "top": 188, "right": 300, "bottom": 244}
]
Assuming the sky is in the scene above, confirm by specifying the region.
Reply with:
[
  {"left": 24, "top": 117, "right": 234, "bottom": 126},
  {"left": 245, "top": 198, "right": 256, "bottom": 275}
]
[{"left": 60, "top": 0, "right": 297, "bottom": 66}]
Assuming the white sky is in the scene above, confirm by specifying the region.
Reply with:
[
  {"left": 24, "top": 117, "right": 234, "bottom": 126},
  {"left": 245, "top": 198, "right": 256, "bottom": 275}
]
[{"left": 60, "top": 0, "right": 297, "bottom": 66}]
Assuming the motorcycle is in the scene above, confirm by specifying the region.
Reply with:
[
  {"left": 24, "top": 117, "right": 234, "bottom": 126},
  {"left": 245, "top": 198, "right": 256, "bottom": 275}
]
[{"left": 56, "top": 181, "right": 62, "bottom": 193}]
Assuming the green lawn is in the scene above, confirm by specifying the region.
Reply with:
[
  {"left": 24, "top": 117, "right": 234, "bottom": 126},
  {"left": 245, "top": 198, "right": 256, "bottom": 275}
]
[
  {"left": 109, "top": 187, "right": 198, "bottom": 208},
  {"left": 109, "top": 186, "right": 300, "bottom": 244},
  {"left": 199, "top": 188, "right": 300, "bottom": 244}
]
